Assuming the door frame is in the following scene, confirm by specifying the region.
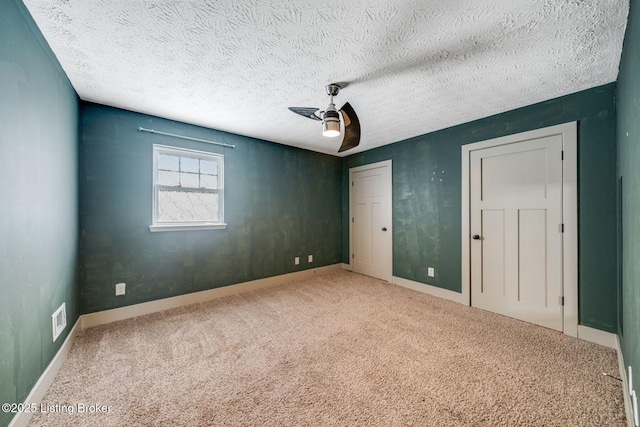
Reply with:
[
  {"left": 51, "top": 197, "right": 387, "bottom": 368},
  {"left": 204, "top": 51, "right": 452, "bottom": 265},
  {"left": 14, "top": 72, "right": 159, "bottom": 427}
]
[
  {"left": 349, "top": 160, "right": 393, "bottom": 282},
  {"left": 461, "top": 122, "right": 578, "bottom": 337}
]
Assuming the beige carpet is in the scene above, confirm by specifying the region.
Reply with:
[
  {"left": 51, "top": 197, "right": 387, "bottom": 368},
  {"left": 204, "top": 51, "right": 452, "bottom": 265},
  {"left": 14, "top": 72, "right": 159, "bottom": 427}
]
[{"left": 29, "top": 270, "right": 626, "bottom": 426}]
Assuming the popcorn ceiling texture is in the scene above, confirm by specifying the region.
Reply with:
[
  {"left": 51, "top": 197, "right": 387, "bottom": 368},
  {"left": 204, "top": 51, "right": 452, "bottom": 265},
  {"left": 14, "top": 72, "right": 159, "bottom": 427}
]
[{"left": 23, "top": 0, "right": 628, "bottom": 156}]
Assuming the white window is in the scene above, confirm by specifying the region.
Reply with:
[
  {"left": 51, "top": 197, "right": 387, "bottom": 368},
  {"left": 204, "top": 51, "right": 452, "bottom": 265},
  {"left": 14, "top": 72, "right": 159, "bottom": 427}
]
[{"left": 149, "top": 145, "right": 226, "bottom": 232}]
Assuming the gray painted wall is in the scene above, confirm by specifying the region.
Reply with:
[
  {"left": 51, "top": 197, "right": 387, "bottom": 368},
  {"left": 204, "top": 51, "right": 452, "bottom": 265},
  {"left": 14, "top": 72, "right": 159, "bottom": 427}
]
[{"left": 0, "top": 1, "right": 80, "bottom": 426}]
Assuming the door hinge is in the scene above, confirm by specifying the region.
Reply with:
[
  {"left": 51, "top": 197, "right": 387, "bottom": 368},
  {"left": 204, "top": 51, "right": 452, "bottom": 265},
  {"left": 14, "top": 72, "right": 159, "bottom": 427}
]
[
  {"left": 561, "top": 296, "right": 565, "bottom": 306},
  {"left": 561, "top": 223, "right": 565, "bottom": 233},
  {"left": 352, "top": 217, "right": 354, "bottom": 223},
  {"left": 352, "top": 253, "right": 355, "bottom": 259},
  {"left": 352, "top": 181, "right": 355, "bottom": 187},
  {"left": 561, "top": 150, "right": 564, "bottom": 160}
]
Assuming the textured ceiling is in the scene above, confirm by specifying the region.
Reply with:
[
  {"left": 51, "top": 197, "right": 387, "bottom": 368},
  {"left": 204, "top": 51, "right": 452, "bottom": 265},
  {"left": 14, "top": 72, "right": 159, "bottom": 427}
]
[{"left": 23, "top": 0, "right": 628, "bottom": 156}]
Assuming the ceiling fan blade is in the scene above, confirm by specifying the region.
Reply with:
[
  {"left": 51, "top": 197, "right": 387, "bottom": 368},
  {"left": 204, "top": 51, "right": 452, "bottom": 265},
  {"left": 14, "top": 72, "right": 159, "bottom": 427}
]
[
  {"left": 288, "top": 107, "right": 322, "bottom": 121},
  {"left": 338, "top": 102, "right": 360, "bottom": 153}
]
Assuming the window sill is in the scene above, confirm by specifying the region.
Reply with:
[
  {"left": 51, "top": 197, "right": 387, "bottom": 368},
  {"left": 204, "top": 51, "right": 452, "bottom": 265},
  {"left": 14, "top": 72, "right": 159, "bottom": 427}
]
[{"left": 149, "top": 223, "right": 227, "bottom": 232}]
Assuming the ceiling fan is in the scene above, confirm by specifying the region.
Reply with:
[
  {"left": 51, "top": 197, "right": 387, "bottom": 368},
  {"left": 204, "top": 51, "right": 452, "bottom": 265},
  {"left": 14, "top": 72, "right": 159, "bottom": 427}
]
[{"left": 288, "top": 83, "right": 360, "bottom": 153}]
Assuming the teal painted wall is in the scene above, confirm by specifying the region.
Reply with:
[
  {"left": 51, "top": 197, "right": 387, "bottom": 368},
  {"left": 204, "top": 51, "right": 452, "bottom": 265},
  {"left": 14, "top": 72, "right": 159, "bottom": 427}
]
[
  {"left": 617, "top": 0, "right": 640, "bottom": 402},
  {"left": 79, "top": 103, "right": 342, "bottom": 313},
  {"left": 0, "top": 0, "right": 627, "bottom": 420},
  {"left": 342, "top": 83, "right": 618, "bottom": 332},
  {"left": 0, "top": 1, "right": 80, "bottom": 426}
]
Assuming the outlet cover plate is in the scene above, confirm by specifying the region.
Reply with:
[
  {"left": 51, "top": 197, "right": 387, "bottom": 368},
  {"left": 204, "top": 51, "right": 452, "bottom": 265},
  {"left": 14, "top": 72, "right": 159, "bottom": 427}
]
[
  {"left": 294, "top": 257, "right": 300, "bottom": 265},
  {"left": 115, "top": 282, "right": 126, "bottom": 296},
  {"left": 428, "top": 267, "right": 435, "bottom": 277},
  {"left": 308, "top": 255, "right": 313, "bottom": 263}
]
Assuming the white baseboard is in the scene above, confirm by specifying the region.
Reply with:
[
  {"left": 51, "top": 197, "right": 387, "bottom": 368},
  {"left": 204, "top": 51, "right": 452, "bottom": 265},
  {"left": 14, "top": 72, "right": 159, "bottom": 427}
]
[
  {"left": 615, "top": 335, "right": 635, "bottom": 427},
  {"left": 577, "top": 325, "right": 618, "bottom": 349},
  {"left": 576, "top": 323, "right": 633, "bottom": 426},
  {"left": 392, "top": 276, "right": 467, "bottom": 305},
  {"left": 9, "top": 265, "right": 342, "bottom": 426},
  {"left": 82, "top": 264, "right": 342, "bottom": 329},
  {"left": 8, "top": 319, "right": 82, "bottom": 427},
  {"left": 11, "top": 267, "right": 630, "bottom": 427}
]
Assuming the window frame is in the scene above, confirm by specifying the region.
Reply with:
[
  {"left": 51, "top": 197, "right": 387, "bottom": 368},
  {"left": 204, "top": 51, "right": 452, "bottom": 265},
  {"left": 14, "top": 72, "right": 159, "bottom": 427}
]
[{"left": 149, "top": 144, "right": 226, "bottom": 232}]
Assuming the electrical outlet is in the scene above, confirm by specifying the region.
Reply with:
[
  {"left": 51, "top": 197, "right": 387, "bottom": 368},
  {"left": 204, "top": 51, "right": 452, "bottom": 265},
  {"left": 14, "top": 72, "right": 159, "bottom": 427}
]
[
  {"left": 428, "top": 267, "right": 435, "bottom": 277},
  {"left": 115, "top": 282, "right": 126, "bottom": 296},
  {"left": 294, "top": 257, "right": 300, "bottom": 265},
  {"left": 308, "top": 255, "right": 313, "bottom": 263}
]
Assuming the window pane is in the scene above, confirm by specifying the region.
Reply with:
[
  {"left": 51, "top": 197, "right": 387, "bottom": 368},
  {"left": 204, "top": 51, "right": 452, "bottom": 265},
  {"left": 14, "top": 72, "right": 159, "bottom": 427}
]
[
  {"left": 157, "top": 170, "right": 180, "bottom": 186},
  {"left": 158, "top": 154, "right": 179, "bottom": 171},
  {"left": 200, "top": 160, "right": 217, "bottom": 175},
  {"left": 153, "top": 146, "right": 224, "bottom": 228},
  {"left": 180, "top": 172, "right": 199, "bottom": 188},
  {"left": 158, "top": 188, "right": 219, "bottom": 222},
  {"left": 180, "top": 156, "right": 199, "bottom": 173},
  {"left": 200, "top": 174, "right": 218, "bottom": 189}
]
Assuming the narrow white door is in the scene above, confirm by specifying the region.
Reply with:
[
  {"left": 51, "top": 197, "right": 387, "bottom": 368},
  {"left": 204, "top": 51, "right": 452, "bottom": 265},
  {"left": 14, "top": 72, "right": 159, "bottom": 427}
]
[
  {"left": 470, "top": 135, "right": 564, "bottom": 331},
  {"left": 350, "top": 161, "right": 392, "bottom": 282}
]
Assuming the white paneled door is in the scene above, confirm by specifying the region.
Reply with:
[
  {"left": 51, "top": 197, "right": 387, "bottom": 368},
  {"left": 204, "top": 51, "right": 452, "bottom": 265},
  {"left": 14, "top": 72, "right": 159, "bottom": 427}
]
[
  {"left": 350, "top": 161, "right": 392, "bottom": 282},
  {"left": 470, "top": 134, "right": 564, "bottom": 331}
]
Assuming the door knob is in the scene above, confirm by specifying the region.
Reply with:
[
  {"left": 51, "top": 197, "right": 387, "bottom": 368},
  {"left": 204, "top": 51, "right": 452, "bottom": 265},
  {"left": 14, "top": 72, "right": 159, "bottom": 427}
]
[
  {"left": 472, "top": 234, "right": 480, "bottom": 240},
  {"left": 382, "top": 227, "right": 387, "bottom": 231}
]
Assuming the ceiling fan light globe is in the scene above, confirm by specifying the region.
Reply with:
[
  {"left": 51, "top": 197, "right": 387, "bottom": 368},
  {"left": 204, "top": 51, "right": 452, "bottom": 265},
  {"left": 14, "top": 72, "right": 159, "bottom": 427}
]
[{"left": 322, "top": 119, "right": 341, "bottom": 137}]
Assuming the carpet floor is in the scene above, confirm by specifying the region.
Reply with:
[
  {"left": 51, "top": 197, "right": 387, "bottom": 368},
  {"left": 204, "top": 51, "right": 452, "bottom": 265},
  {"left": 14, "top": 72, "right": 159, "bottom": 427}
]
[{"left": 29, "top": 270, "right": 626, "bottom": 426}]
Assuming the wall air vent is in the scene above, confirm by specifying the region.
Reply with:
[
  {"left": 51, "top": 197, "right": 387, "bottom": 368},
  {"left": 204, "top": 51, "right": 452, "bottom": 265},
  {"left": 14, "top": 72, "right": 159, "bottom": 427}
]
[{"left": 52, "top": 303, "right": 67, "bottom": 342}]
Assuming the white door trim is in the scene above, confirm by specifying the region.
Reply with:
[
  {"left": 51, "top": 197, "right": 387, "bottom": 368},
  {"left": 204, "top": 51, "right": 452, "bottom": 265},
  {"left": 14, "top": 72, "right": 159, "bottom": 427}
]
[
  {"left": 461, "top": 122, "right": 578, "bottom": 337},
  {"left": 349, "top": 160, "right": 393, "bottom": 282}
]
